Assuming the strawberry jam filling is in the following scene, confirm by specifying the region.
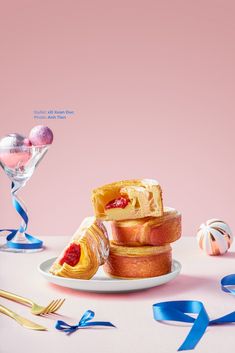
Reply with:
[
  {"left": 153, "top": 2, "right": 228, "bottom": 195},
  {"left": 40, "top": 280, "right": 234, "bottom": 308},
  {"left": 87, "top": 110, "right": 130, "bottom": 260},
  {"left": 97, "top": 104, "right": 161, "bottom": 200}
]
[
  {"left": 59, "top": 243, "right": 81, "bottom": 267},
  {"left": 105, "top": 197, "right": 130, "bottom": 209}
]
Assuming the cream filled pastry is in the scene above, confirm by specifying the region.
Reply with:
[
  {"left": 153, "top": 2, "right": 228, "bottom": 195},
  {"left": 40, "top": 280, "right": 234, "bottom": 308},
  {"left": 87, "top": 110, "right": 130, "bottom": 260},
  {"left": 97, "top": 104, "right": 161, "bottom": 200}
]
[
  {"left": 111, "top": 207, "right": 181, "bottom": 246},
  {"left": 91, "top": 179, "right": 163, "bottom": 221},
  {"left": 50, "top": 217, "right": 109, "bottom": 279}
]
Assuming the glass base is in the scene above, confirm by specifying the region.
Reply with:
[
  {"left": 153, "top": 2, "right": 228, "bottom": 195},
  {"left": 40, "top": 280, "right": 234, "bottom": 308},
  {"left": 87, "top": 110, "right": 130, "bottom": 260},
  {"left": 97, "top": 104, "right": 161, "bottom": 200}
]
[
  {"left": 0, "top": 232, "right": 44, "bottom": 253},
  {"left": 0, "top": 243, "right": 44, "bottom": 253},
  {"left": 0, "top": 231, "right": 44, "bottom": 253}
]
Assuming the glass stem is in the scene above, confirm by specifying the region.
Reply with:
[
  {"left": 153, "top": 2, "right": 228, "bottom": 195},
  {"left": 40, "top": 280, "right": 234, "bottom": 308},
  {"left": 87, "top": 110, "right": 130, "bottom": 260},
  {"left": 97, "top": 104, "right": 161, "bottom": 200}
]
[{"left": 11, "top": 180, "right": 28, "bottom": 242}]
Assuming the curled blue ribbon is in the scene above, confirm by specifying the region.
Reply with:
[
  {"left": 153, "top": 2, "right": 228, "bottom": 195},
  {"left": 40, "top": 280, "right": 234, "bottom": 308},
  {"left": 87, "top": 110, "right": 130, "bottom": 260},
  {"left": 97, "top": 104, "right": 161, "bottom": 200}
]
[
  {"left": 221, "top": 274, "right": 235, "bottom": 295},
  {"left": 55, "top": 310, "right": 116, "bottom": 334},
  {"left": 153, "top": 299, "right": 235, "bottom": 351},
  {"left": 0, "top": 182, "right": 43, "bottom": 249}
]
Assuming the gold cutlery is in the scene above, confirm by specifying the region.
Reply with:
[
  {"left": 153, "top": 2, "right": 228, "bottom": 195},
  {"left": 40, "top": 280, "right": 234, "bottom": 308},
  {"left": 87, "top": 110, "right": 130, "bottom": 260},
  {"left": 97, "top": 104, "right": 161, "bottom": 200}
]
[
  {"left": 0, "top": 289, "right": 65, "bottom": 315},
  {"left": 0, "top": 304, "right": 47, "bottom": 330}
]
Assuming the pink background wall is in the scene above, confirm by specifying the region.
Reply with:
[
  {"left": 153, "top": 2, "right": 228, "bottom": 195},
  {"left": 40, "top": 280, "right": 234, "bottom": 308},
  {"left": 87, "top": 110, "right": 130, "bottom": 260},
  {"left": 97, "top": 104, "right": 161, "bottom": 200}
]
[{"left": 0, "top": 0, "right": 235, "bottom": 237}]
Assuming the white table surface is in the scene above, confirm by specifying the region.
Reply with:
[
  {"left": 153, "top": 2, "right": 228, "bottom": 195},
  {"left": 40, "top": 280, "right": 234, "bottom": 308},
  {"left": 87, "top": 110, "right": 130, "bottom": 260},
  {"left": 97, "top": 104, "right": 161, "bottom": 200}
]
[{"left": 1, "top": 236, "right": 235, "bottom": 353}]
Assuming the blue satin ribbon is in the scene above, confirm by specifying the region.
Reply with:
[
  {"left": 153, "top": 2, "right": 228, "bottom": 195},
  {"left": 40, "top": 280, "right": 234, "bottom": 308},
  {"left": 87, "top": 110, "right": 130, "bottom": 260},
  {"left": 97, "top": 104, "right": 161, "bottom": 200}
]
[
  {"left": 55, "top": 310, "right": 116, "bottom": 334},
  {"left": 153, "top": 294, "right": 235, "bottom": 350},
  {"left": 221, "top": 274, "right": 235, "bottom": 295},
  {"left": 0, "top": 182, "right": 43, "bottom": 249}
]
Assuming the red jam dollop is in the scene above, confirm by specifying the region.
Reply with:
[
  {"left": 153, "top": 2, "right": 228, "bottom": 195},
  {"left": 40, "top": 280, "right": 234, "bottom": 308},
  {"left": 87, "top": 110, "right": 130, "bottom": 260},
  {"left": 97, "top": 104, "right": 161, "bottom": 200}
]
[
  {"left": 105, "top": 197, "right": 130, "bottom": 209},
  {"left": 59, "top": 243, "right": 81, "bottom": 267}
]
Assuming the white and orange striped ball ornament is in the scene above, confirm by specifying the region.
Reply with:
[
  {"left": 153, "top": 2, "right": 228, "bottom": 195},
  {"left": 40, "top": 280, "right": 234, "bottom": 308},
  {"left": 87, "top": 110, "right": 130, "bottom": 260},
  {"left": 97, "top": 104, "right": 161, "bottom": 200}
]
[{"left": 197, "top": 219, "right": 233, "bottom": 256}]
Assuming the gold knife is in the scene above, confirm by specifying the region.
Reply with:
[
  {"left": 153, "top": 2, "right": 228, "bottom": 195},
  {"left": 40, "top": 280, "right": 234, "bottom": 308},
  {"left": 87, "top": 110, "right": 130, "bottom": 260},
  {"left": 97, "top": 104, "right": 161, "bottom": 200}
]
[{"left": 0, "top": 304, "right": 47, "bottom": 330}]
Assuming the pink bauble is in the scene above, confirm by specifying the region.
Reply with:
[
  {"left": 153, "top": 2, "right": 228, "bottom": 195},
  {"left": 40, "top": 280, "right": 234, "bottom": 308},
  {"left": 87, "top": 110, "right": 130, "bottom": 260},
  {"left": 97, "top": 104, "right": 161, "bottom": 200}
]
[
  {"left": 23, "top": 138, "right": 32, "bottom": 146},
  {"left": 0, "top": 133, "right": 31, "bottom": 169},
  {"left": 0, "top": 151, "right": 31, "bottom": 169},
  {"left": 29, "top": 125, "right": 53, "bottom": 146}
]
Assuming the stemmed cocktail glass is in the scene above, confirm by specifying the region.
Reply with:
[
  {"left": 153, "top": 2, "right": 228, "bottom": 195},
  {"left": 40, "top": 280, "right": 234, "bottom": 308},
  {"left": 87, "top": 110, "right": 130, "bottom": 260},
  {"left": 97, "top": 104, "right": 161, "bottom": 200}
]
[{"left": 0, "top": 144, "right": 49, "bottom": 252}]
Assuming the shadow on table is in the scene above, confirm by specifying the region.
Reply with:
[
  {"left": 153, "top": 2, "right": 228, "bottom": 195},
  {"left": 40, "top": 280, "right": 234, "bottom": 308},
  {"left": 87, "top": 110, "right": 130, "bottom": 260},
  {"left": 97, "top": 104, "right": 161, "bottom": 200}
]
[
  {"left": 217, "top": 251, "right": 235, "bottom": 259},
  {"left": 47, "top": 273, "right": 218, "bottom": 301}
]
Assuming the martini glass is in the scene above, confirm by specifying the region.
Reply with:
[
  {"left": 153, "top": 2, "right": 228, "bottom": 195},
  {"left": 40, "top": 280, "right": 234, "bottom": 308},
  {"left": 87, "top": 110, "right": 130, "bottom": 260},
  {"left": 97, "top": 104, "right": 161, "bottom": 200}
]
[{"left": 0, "top": 144, "right": 49, "bottom": 252}]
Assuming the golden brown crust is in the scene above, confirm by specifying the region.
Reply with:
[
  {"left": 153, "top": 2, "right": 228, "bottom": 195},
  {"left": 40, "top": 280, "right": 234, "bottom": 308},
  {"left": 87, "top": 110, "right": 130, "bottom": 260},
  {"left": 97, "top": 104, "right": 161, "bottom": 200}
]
[
  {"left": 50, "top": 217, "right": 109, "bottom": 279},
  {"left": 91, "top": 179, "right": 163, "bottom": 221},
  {"left": 103, "top": 242, "right": 172, "bottom": 278},
  {"left": 111, "top": 207, "right": 181, "bottom": 246}
]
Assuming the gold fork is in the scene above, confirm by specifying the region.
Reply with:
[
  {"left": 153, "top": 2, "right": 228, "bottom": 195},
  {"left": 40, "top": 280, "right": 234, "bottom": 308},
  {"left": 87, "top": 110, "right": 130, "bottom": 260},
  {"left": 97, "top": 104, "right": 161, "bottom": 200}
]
[{"left": 0, "top": 289, "right": 65, "bottom": 315}]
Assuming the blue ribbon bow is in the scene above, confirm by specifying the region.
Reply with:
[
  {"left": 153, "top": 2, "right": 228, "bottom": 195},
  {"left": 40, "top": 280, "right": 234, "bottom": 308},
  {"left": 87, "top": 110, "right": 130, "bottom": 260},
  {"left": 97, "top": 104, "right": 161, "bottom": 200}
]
[
  {"left": 0, "top": 182, "right": 43, "bottom": 249},
  {"left": 55, "top": 310, "right": 116, "bottom": 334},
  {"left": 153, "top": 274, "right": 235, "bottom": 351}
]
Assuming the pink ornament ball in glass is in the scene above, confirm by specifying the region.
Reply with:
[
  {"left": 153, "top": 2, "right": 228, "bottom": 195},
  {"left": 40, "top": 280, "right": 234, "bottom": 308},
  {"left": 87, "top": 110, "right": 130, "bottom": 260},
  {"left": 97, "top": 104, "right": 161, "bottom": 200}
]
[
  {"left": 29, "top": 125, "right": 53, "bottom": 146},
  {"left": 0, "top": 133, "right": 31, "bottom": 169},
  {"left": 23, "top": 138, "right": 32, "bottom": 146},
  {"left": 0, "top": 152, "right": 31, "bottom": 169}
]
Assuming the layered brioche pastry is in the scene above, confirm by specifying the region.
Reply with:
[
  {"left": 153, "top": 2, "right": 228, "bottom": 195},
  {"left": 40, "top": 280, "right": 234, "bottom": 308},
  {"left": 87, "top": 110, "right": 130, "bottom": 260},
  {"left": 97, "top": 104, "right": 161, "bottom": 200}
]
[
  {"left": 103, "top": 242, "right": 172, "bottom": 279},
  {"left": 92, "top": 179, "right": 163, "bottom": 221},
  {"left": 111, "top": 207, "right": 181, "bottom": 246},
  {"left": 50, "top": 217, "right": 109, "bottom": 279}
]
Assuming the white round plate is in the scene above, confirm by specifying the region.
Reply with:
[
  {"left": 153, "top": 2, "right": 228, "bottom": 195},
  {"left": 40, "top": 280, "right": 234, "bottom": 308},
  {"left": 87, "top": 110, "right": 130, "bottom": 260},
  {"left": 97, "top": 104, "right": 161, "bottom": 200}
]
[{"left": 38, "top": 258, "right": 181, "bottom": 293}]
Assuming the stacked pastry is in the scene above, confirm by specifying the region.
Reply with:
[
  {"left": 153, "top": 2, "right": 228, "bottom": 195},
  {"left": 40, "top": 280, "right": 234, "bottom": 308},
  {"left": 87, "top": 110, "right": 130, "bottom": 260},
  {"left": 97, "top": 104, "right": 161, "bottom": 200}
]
[
  {"left": 92, "top": 179, "right": 181, "bottom": 279},
  {"left": 50, "top": 179, "right": 181, "bottom": 280}
]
